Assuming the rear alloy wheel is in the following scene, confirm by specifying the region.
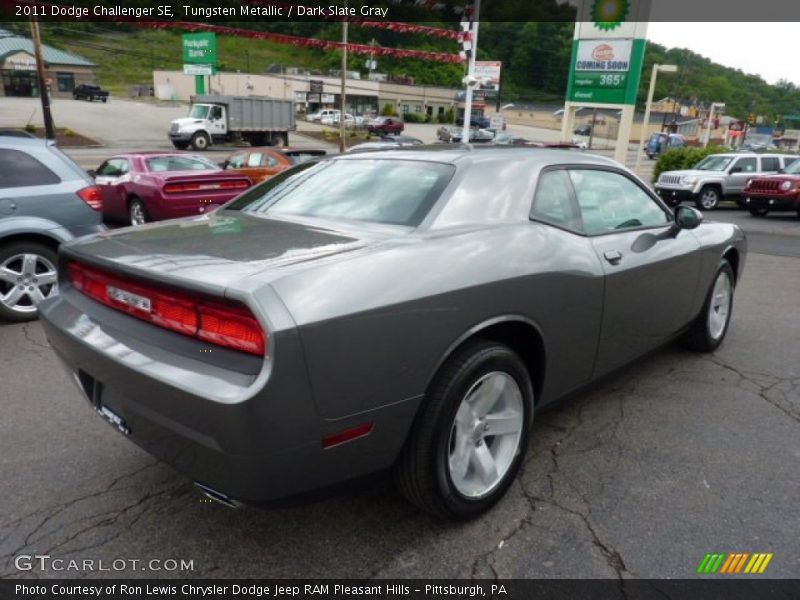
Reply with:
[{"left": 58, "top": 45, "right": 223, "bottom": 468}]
[
  {"left": 696, "top": 186, "right": 721, "bottom": 211},
  {"left": 396, "top": 340, "right": 533, "bottom": 519},
  {"left": 0, "top": 242, "right": 59, "bottom": 322},
  {"left": 681, "top": 260, "right": 735, "bottom": 352},
  {"left": 191, "top": 132, "right": 210, "bottom": 151},
  {"left": 748, "top": 207, "right": 769, "bottom": 217},
  {"left": 129, "top": 198, "right": 149, "bottom": 226}
]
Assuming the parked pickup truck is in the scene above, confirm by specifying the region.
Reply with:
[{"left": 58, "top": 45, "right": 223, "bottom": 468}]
[
  {"left": 73, "top": 84, "right": 109, "bottom": 102},
  {"left": 168, "top": 95, "right": 295, "bottom": 151},
  {"left": 654, "top": 152, "right": 798, "bottom": 210}
]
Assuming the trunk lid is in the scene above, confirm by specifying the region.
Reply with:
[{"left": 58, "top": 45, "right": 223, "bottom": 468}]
[{"left": 63, "top": 212, "right": 385, "bottom": 291}]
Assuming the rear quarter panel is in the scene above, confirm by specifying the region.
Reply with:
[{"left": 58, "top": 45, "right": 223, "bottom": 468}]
[{"left": 268, "top": 223, "right": 604, "bottom": 420}]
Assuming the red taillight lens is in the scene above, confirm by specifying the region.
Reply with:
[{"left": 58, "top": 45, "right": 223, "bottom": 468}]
[
  {"left": 198, "top": 302, "right": 265, "bottom": 355},
  {"left": 77, "top": 186, "right": 103, "bottom": 211},
  {"left": 67, "top": 262, "right": 266, "bottom": 356},
  {"left": 163, "top": 180, "right": 249, "bottom": 194}
]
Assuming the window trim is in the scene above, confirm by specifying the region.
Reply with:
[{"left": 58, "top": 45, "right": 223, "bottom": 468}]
[{"left": 531, "top": 164, "right": 675, "bottom": 238}]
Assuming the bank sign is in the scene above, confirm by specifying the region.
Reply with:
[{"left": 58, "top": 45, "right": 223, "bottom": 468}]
[{"left": 182, "top": 33, "right": 217, "bottom": 66}]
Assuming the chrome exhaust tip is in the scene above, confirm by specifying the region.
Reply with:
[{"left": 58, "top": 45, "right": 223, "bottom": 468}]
[{"left": 194, "top": 482, "right": 242, "bottom": 509}]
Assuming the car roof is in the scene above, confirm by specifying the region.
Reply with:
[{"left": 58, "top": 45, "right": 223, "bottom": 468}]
[
  {"left": 0, "top": 136, "right": 53, "bottom": 148},
  {"left": 335, "top": 145, "right": 619, "bottom": 167}
]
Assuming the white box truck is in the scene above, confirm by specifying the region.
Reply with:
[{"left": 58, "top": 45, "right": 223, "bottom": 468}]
[{"left": 168, "top": 95, "right": 296, "bottom": 150}]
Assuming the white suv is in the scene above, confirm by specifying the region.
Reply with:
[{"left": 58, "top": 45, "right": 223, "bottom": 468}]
[{"left": 655, "top": 153, "right": 799, "bottom": 210}]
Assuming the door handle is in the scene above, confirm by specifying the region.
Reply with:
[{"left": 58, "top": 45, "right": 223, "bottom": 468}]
[{"left": 604, "top": 250, "right": 623, "bottom": 265}]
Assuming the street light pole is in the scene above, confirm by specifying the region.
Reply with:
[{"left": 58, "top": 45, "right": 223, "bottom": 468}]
[
  {"left": 29, "top": 17, "right": 55, "bottom": 140},
  {"left": 460, "top": 0, "right": 480, "bottom": 144},
  {"left": 633, "top": 63, "right": 677, "bottom": 174},
  {"left": 703, "top": 102, "right": 724, "bottom": 148},
  {"left": 339, "top": 11, "right": 348, "bottom": 153}
]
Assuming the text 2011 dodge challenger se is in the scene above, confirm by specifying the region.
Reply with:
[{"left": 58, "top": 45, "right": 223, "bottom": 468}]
[{"left": 39, "top": 147, "right": 746, "bottom": 519}]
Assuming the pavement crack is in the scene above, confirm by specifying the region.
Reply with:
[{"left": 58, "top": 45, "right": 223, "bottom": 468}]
[
  {"left": 0, "top": 459, "right": 161, "bottom": 560},
  {"left": 708, "top": 356, "right": 800, "bottom": 424}
]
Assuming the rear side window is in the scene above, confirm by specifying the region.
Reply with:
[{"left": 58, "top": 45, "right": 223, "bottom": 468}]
[
  {"left": 760, "top": 156, "right": 780, "bottom": 172},
  {"left": 531, "top": 169, "right": 581, "bottom": 232},
  {"left": 0, "top": 148, "right": 61, "bottom": 188}
]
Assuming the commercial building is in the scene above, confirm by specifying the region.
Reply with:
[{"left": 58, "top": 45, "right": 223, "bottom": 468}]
[
  {"left": 152, "top": 69, "right": 464, "bottom": 119},
  {"left": 0, "top": 28, "right": 97, "bottom": 98}
]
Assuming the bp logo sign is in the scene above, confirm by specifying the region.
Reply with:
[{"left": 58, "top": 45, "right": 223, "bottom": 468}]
[{"left": 591, "top": 0, "right": 630, "bottom": 31}]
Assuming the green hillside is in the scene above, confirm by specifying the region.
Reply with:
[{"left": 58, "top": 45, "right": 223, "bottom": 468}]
[{"left": 7, "top": 21, "right": 800, "bottom": 122}]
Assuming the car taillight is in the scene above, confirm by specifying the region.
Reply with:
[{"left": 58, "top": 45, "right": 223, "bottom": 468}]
[
  {"left": 77, "top": 186, "right": 103, "bottom": 211},
  {"left": 164, "top": 180, "right": 249, "bottom": 193},
  {"left": 67, "top": 262, "right": 266, "bottom": 356}
]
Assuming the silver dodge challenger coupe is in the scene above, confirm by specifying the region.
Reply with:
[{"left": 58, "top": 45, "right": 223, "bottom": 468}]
[{"left": 39, "top": 147, "right": 746, "bottom": 519}]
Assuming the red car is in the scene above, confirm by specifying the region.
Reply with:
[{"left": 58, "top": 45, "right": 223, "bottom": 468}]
[
  {"left": 367, "top": 116, "right": 404, "bottom": 136},
  {"left": 92, "top": 153, "right": 252, "bottom": 226},
  {"left": 743, "top": 159, "right": 800, "bottom": 218}
]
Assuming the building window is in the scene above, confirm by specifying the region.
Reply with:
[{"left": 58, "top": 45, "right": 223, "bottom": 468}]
[
  {"left": 438, "top": 106, "right": 445, "bottom": 115},
  {"left": 415, "top": 105, "right": 423, "bottom": 113},
  {"left": 56, "top": 72, "right": 74, "bottom": 92},
  {"left": 401, "top": 104, "right": 409, "bottom": 114}
]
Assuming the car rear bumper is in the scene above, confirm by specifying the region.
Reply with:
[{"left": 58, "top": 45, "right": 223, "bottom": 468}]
[
  {"left": 743, "top": 194, "right": 799, "bottom": 211},
  {"left": 38, "top": 288, "right": 418, "bottom": 504}
]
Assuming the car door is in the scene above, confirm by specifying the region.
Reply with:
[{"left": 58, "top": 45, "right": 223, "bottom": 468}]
[
  {"left": 568, "top": 167, "right": 703, "bottom": 377},
  {"left": 93, "top": 158, "right": 131, "bottom": 218},
  {"left": 726, "top": 156, "right": 757, "bottom": 195}
]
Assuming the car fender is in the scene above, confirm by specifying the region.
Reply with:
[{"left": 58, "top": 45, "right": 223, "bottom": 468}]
[
  {"left": 423, "top": 313, "right": 547, "bottom": 401},
  {"left": 692, "top": 176, "right": 725, "bottom": 195},
  {"left": 0, "top": 216, "right": 74, "bottom": 246}
]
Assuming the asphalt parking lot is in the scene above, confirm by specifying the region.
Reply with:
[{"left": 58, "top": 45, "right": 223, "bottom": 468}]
[
  {"left": 1, "top": 245, "right": 798, "bottom": 579},
  {"left": 1, "top": 97, "right": 798, "bottom": 580}
]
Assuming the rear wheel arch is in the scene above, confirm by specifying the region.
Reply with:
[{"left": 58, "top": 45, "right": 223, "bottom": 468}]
[{"left": 426, "top": 316, "right": 546, "bottom": 407}]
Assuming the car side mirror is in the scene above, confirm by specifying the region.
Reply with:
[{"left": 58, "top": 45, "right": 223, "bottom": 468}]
[
  {"left": 730, "top": 166, "right": 742, "bottom": 174},
  {"left": 219, "top": 161, "right": 228, "bottom": 169},
  {"left": 675, "top": 206, "right": 703, "bottom": 230},
  {"left": 86, "top": 169, "right": 96, "bottom": 178}
]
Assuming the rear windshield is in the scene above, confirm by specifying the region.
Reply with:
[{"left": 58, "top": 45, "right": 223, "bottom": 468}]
[
  {"left": 226, "top": 158, "right": 454, "bottom": 227},
  {"left": 146, "top": 156, "right": 218, "bottom": 172}
]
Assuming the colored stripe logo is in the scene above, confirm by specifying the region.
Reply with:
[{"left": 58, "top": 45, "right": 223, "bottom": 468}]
[{"left": 697, "top": 553, "right": 773, "bottom": 574}]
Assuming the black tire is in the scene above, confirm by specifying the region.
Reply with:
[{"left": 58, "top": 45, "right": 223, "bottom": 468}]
[
  {"left": 0, "top": 241, "right": 59, "bottom": 322},
  {"left": 696, "top": 186, "right": 721, "bottom": 211},
  {"left": 748, "top": 207, "right": 769, "bottom": 217},
  {"left": 129, "top": 198, "right": 149, "bottom": 226},
  {"left": 395, "top": 340, "right": 534, "bottom": 520},
  {"left": 102, "top": 97, "right": 107, "bottom": 103},
  {"left": 273, "top": 132, "right": 288, "bottom": 147},
  {"left": 172, "top": 141, "right": 189, "bottom": 150},
  {"left": 681, "top": 260, "right": 735, "bottom": 352},
  {"left": 190, "top": 131, "right": 211, "bottom": 151}
]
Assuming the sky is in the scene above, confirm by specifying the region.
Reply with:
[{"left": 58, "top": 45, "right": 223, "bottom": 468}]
[{"left": 647, "top": 23, "right": 797, "bottom": 86}]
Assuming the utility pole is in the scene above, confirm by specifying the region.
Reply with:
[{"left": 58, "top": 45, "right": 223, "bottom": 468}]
[
  {"left": 339, "top": 11, "right": 348, "bottom": 152},
  {"left": 29, "top": 17, "right": 55, "bottom": 140},
  {"left": 460, "top": 0, "right": 481, "bottom": 143}
]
